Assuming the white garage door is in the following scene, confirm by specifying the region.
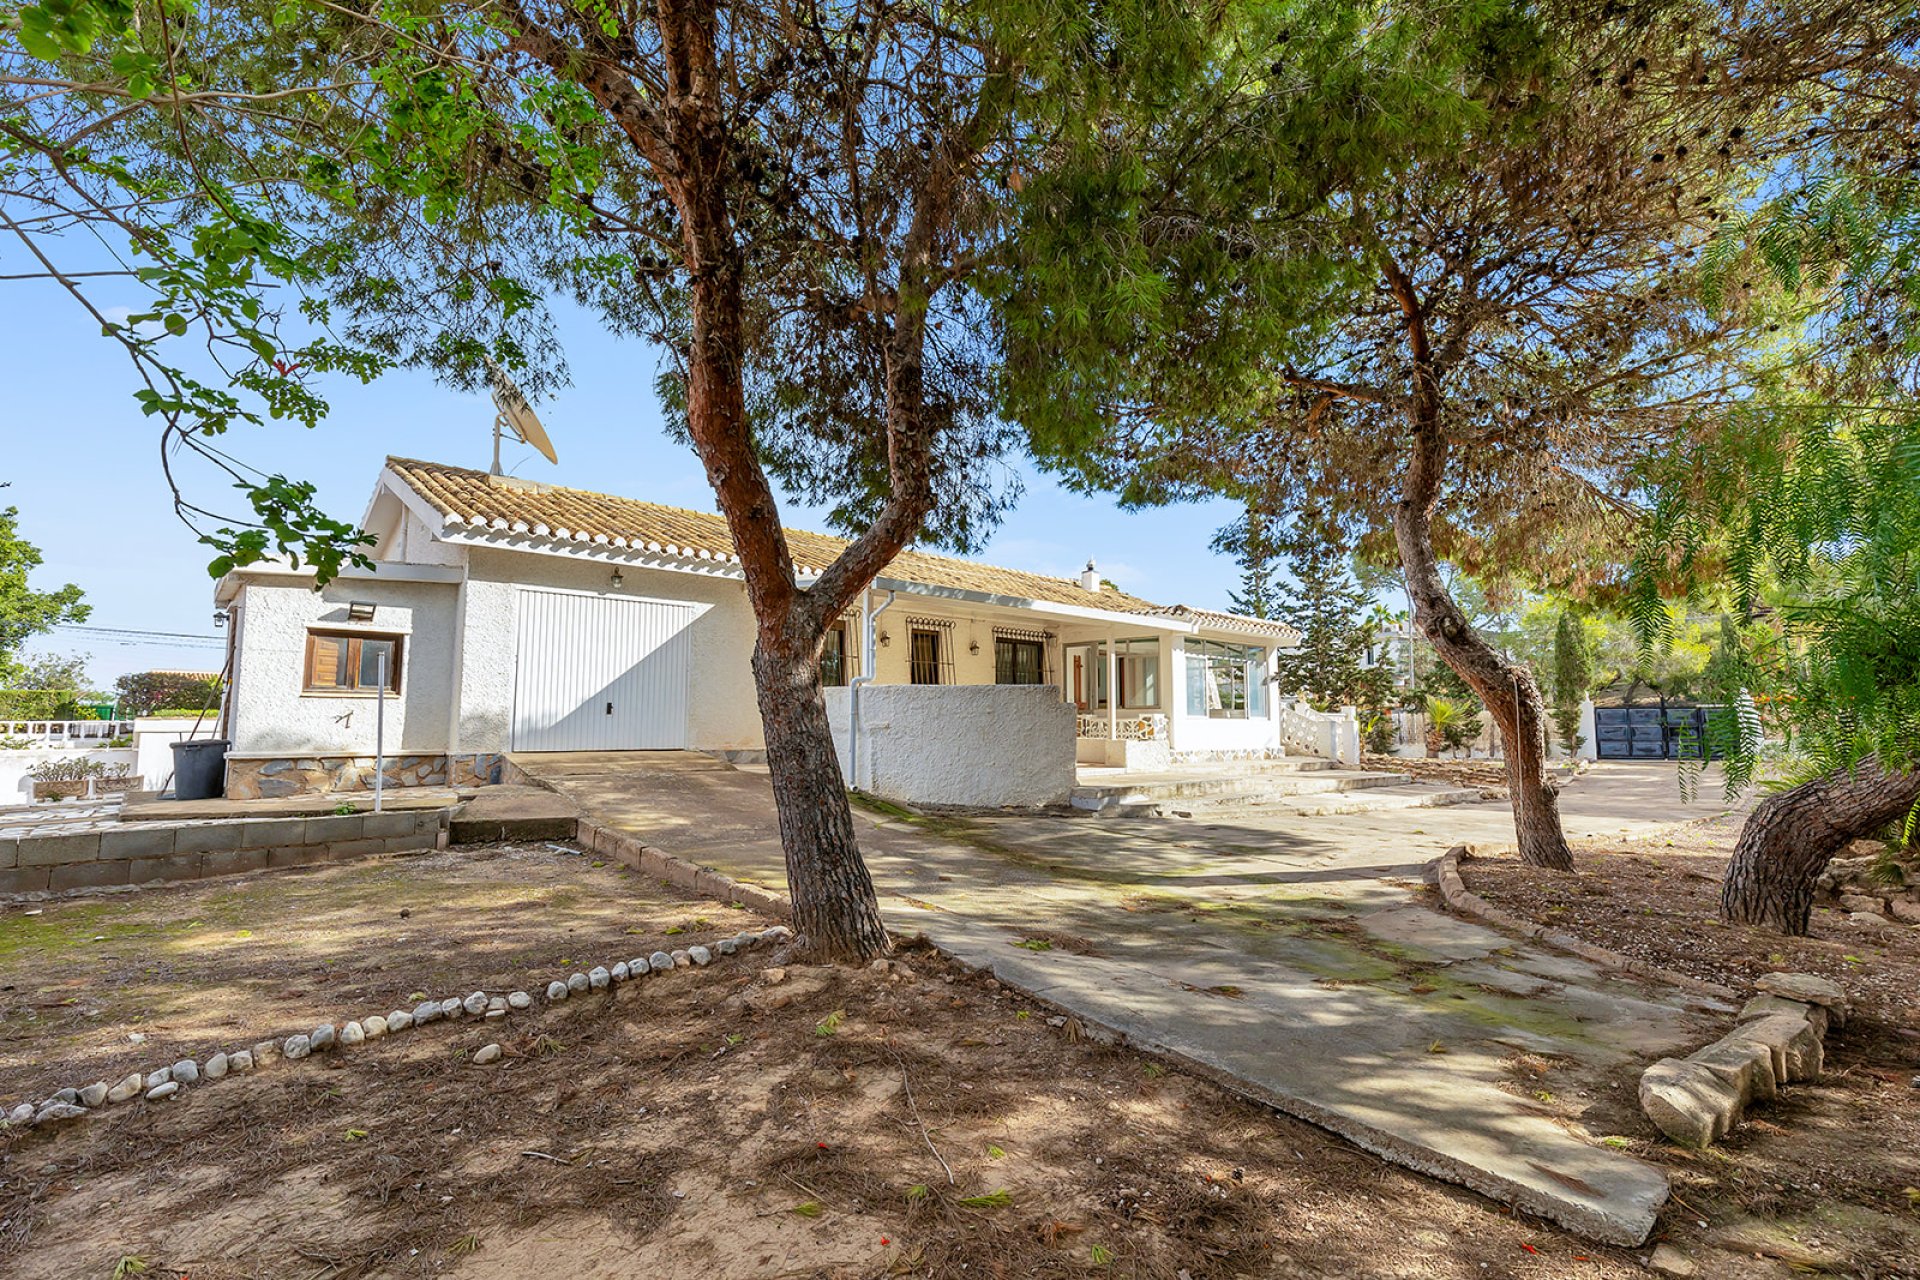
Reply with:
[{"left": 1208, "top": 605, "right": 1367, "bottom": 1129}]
[{"left": 511, "top": 588, "right": 695, "bottom": 752}]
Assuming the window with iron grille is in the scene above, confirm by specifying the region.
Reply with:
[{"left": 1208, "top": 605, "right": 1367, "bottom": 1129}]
[
  {"left": 820, "top": 624, "right": 849, "bottom": 687},
  {"left": 994, "top": 637, "right": 1046, "bottom": 685},
  {"left": 909, "top": 628, "right": 945, "bottom": 684}
]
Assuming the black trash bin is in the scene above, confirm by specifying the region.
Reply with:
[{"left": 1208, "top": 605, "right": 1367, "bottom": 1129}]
[{"left": 170, "top": 739, "right": 230, "bottom": 801}]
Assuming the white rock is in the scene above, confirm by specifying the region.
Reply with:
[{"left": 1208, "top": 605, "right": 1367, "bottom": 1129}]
[
  {"left": 567, "top": 971, "right": 590, "bottom": 994},
  {"left": 670, "top": 949, "right": 691, "bottom": 968},
  {"left": 546, "top": 980, "right": 569, "bottom": 1001},
  {"left": 145, "top": 1067, "right": 172, "bottom": 1091},
  {"left": 485, "top": 1008, "right": 506, "bottom": 1019},
  {"left": 472, "top": 1043, "right": 503, "bottom": 1066},
  {"left": 51, "top": 1087, "right": 79, "bottom": 1105},
  {"left": 387, "top": 1009, "right": 414, "bottom": 1032},
  {"left": 629, "top": 956, "right": 651, "bottom": 975},
  {"left": 252, "top": 1040, "right": 278, "bottom": 1064},
  {"left": 688, "top": 946, "right": 712, "bottom": 966},
  {"left": 649, "top": 951, "right": 674, "bottom": 972},
  {"left": 230, "top": 1050, "right": 254, "bottom": 1072},
  {"left": 106, "top": 1072, "right": 143, "bottom": 1103},
  {"left": 6, "top": 1103, "right": 32, "bottom": 1125},
  {"left": 716, "top": 938, "right": 738, "bottom": 956},
  {"left": 760, "top": 926, "right": 793, "bottom": 945},
  {"left": 463, "top": 991, "right": 488, "bottom": 1016},
  {"left": 145, "top": 1081, "right": 180, "bottom": 1102},
  {"left": 611, "top": 962, "right": 629, "bottom": 982},
  {"left": 487, "top": 996, "right": 506, "bottom": 1013},
  {"left": 589, "top": 966, "right": 611, "bottom": 990},
  {"left": 413, "top": 1001, "right": 442, "bottom": 1025},
  {"left": 309, "top": 1024, "right": 337, "bottom": 1052},
  {"left": 340, "top": 1021, "right": 365, "bottom": 1046},
  {"left": 35, "top": 1101, "right": 87, "bottom": 1124},
  {"left": 438, "top": 997, "right": 463, "bottom": 1018},
  {"left": 80, "top": 1081, "right": 110, "bottom": 1107},
  {"left": 507, "top": 991, "right": 531, "bottom": 1010},
  {"left": 283, "top": 1034, "right": 312, "bottom": 1061},
  {"left": 204, "top": 1053, "right": 229, "bottom": 1080},
  {"left": 364, "top": 1014, "right": 388, "bottom": 1039},
  {"left": 173, "top": 1058, "right": 200, "bottom": 1084}
]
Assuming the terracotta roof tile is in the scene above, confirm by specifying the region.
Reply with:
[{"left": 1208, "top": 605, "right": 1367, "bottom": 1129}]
[{"left": 384, "top": 457, "right": 1295, "bottom": 639}]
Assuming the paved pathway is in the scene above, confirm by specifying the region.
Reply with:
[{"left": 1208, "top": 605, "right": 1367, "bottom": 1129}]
[{"left": 519, "top": 753, "right": 1747, "bottom": 1245}]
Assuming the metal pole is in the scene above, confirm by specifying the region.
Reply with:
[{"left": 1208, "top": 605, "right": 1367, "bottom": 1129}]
[{"left": 374, "top": 651, "right": 387, "bottom": 813}]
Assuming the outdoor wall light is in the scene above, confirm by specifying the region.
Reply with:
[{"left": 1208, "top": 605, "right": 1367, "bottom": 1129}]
[
  {"left": 611, "top": 568, "right": 625, "bottom": 588},
  {"left": 346, "top": 601, "right": 377, "bottom": 622},
  {"left": 878, "top": 629, "right": 891, "bottom": 646},
  {"left": 969, "top": 639, "right": 980, "bottom": 655},
  {"left": 212, "top": 610, "right": 228, "bottom": 629}
]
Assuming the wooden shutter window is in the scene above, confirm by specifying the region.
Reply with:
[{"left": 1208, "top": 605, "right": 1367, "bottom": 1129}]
[{"left": 303, "top": 630, "right": 403, "bottom": 694}]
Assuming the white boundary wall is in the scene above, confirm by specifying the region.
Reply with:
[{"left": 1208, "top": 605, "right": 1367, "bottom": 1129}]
[{"left": 825, "top": 684, "right": 1075, "bottom": 809}]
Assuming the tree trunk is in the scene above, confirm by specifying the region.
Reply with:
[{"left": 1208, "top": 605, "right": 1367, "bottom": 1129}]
[
  {"left": 753, "top": 638, "right": 892, "bottom": 962},
  {"left": 1720, "top": 758, "right": 1920, "bottom": 934},
  {"left": 1382, "top": 260, "right": 1573, "bottom": 871}
]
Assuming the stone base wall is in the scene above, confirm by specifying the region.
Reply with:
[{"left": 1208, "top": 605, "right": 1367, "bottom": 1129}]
[
  {"left": 1, "top": 809, "right": 448, "bottom": 895},
  {"left": 226, "top": 753, "right": 504, "bottom": 800},
  {"left": 1170, "top": 747, "right": 1288, "bottom": 764}
]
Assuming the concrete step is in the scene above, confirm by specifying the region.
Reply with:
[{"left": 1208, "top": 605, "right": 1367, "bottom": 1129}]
[{"left": 1070, "top": 769, "right": 1409, "bottom": 811}]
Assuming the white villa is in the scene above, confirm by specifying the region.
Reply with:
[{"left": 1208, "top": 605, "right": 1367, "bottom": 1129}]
[{"left": 211, "top": 458, "right": 1308, "bottom": 807}]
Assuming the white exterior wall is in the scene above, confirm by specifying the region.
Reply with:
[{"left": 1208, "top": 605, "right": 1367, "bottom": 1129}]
[
  {"left": 1166, "top": 637, "right": 1282, "bottom": 754},
  {"left": 227, "top": 575, "right": 460, "bottom": 757},
  {"left": 457, "top": 548, "right": 764, "bottom": 754},
  {"left": 132, "top": 718, "right": 205, "bottom": 787},
  {"left": 0, "top": 747, "right": 140, "bottom": 804},
  {"left": 824, "top": 684, "right": 1075, "bottom": 808},
  {"left": 865, "top": 609, "right": 1030, "bottom": 687}
]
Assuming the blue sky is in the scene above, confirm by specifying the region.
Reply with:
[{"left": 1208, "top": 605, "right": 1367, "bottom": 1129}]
[{"left": 1, "top": 278, "right": 1250, "bottom": 685}]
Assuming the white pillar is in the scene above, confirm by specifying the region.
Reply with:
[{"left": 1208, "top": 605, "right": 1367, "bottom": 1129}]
[
  {"left": 1576, "top": 697, "right": 1598, "bottom": 761},
  {"left": 1337, "top": 705, "right": 1361, "bottom": 766},
  {"left": 1106, "top": 632, "right": 1118, "bottom": 742}
]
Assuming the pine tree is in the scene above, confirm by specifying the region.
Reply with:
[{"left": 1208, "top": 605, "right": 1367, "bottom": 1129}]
[
  {"left": 1211, "top": 506, "right": 1282, "bottom": 620},
  {"left": 1272, "top": 524, "right": 1368, "bottom": 707},
  {"left": 1551, "top": 610, "right": 1594, "bottom": 755}
]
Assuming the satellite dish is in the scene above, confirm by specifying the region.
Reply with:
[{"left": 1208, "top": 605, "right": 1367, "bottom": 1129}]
[{"left": 484, "top": 360, "right": 558, "bottom": 474}]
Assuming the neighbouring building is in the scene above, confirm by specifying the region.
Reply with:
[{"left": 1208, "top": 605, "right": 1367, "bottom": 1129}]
[{"left": 213, "top": 458, "right": 1302, "bottom": 807}]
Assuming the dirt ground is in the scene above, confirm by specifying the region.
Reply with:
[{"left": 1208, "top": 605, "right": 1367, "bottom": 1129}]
[
  {"left": 1461, "top": 823, "right": 1920, "bottom": 1279},
  {"left": 0, "top": 843, "right": 1718, "bottom": 1280},
  {"left": 1362, "top": 754, "right": 1515, "bottom": 794}
]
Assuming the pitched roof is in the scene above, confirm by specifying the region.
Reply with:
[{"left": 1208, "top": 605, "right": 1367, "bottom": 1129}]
[
  {"left": 1141, "top": 605, "right": 1301, "bottom": 643},
  {"left": 383, "top": 457, "right": 1298, "bottom": 641}
]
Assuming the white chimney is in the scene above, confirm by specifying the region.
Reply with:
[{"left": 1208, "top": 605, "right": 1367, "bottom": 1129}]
[{"left": 1080, "top": 558, "right": 1100, "bottom": 592}]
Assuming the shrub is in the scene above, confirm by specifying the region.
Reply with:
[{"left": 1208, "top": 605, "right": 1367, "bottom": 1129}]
[
  {"left": 26, "top": 758, "right": 131, "bottom": 782},
  {"left": 0, "top": 689, "right": 67, "bottom": 719},
  {"left": 114, "top": 671, "right": 223, "bottom": 717}
]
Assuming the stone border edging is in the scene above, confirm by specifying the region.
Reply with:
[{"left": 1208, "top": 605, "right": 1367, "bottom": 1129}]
[
  {"left": 575, "top": 817, "right": 791, "bottom": 918},
  {"left": 1639, "top": 976, "right": 1843, "bottom": 1149},
  {"left": 1429, "top": 844, "right": 1738, "bottom": 1001},
  {"left": 2, "top": 923, "right": 794, "bottom": 1131}
]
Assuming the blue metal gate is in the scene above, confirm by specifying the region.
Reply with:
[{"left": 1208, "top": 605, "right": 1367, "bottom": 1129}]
[{"left": 1592, "top": 703, "right": 1727, "bottom": 760}]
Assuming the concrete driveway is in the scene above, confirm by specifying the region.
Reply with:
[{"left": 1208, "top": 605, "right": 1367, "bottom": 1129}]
[{"left": 518, "top": 753, "right": 1747, "bottom": 1246}]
